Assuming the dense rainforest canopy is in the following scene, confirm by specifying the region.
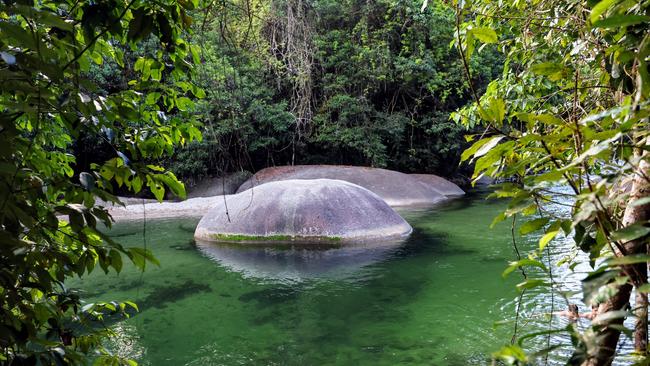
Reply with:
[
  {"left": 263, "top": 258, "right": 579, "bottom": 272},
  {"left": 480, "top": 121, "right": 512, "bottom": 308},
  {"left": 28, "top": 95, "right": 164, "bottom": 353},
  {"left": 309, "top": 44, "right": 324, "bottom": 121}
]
[
  {"left": 1, "top": 0, "right": 649, "bottom": 365},
  {"left": 79, "top": 0, "right": 501, "bottom": 183}
]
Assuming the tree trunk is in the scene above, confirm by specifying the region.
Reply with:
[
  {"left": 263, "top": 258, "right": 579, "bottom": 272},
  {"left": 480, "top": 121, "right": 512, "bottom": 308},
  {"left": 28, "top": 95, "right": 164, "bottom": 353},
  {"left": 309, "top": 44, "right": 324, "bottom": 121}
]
[
  {"left": 636, "top": 282, "right": 648, "bottom": 353},
  {"left": 581, "top": 151, "right": 649, "bottom": 365},
  {"left": 583, "top": 283, "right": 632, "bottom": 366},
  {"left": 628, "top": 155, "right": 650, "bottom": 354}
]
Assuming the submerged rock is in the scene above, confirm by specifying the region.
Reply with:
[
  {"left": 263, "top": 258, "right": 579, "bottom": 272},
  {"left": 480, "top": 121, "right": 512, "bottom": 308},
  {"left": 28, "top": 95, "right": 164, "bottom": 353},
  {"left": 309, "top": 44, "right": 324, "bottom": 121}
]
[
  {"left": 195, "top": 179, "right": 412, "bottom": 243},
  {"left": 410, "top": 174, "right": 465, "bottom": 196},
  {"left": 236, "top": 165, "right": 446, "bottom": 207}
]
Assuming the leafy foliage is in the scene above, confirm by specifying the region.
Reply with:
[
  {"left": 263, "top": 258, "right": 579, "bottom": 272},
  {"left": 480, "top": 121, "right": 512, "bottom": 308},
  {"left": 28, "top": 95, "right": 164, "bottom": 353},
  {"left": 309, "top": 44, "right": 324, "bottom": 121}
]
[
  {"left": 169, "top": 0, "right": 501, "bottom": 180},
  {"left": 309, "top": 0, "right": 498, "bottom": 172},
  {"left": 0, "top": 0, "right": 202, "bottom": 363},
  {"left": 441, "top": 0, "right": 650, "bottom": 364}
]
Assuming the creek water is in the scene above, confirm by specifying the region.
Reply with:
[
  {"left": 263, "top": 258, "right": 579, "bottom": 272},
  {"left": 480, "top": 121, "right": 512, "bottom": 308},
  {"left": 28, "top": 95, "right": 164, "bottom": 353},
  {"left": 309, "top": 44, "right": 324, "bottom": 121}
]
[{"left": 68, "top": 190, "right": 635, "bottom": 365}]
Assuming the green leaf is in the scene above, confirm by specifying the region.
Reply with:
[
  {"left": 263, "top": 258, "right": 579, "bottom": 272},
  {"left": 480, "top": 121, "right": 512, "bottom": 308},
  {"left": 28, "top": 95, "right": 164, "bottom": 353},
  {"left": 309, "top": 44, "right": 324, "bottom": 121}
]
[
  {"left": 638, "top": 284, "right": 650, "bottom": 293},
  {"left": 90, "top": 52, "right": 103, "bottom": 65},
  {"left": 0, "top": 22, "right": 37, "bottom": 50},
  {"left": 461, "top": 138, "right": 491, "bottom": 162},
  {"left": 128, "top": 247, "right": 160, "bottom": 271},
  {"left": 503, "top": 259, "right": 548, "bottom": 278},
  {"left": 192, "top": 87, "right": 206, "bottom": 99},
  {"left": 535, "top": 114, "right": 563, "bottom": 125},
  {"left": 134, "top": 57, "right": 145, "bottom": 72},
  {"left": 109, "top": 249, "right": 123, "bottom": 273},
  {"left": 516, "top": 279, "right": 549, "bottom": 291},
  {"left": 492, "top": 344, "right": 528, "bottom": 363},
  {"left": 530, "top": 62, "right": 565, "bottom": 78},
  {"left": 147, "top": 178, "right": 165, "bottom": 202},
  {"left": 491, "top": 98, "right": 505, "bottom": 124},
  {"left": 464, "top": 31, "right": 476, "bottom": 60},
  {"left": 175, "top": 97, "right": 193, "bottom": 111},
  {"left": 147, "top": 165, "right": 166, "bottom": 172},
  {"left": 127, "top": 8, "right": 153, "bottom": 42},
  {"left": 490, "top": 212, "right": 507, "bottom": 228},
  {"left": 157, "top": 173, "right": 186, "bottom": 199},
  {"left": 519, "top": 218, "right": 549, "bottom": 235},
  {"left": 590, "top": 0, "right": 619, "bottom": 22},
  {"left": 124, "top": 301, "right": 139, "bottom": 312},
  {"left": 539, "top": 229, "right": 559, "bottom": 251},
  {"left": 610, "top": 223, "right": 650, "bottom": 242},
  {"left": 38, "top": 10, "right": 74, "bottom": 31},
  {"left": 470, "top": 27, "right": 498, "bottom": 43},
  {"left": 593, "top": 14, "right": 650, "bottom": 28},
  {"left": 474, "top": 136, "right": 505, "bottom": 159},
  {"left": 146, "top": 92, "right": 161, "bottom": 105},
  {"left": 478, "top": 98, "right": 506, "bottom": 124},
  {"left": 132, "top": 175, "right": 143, "bottom": 193}
]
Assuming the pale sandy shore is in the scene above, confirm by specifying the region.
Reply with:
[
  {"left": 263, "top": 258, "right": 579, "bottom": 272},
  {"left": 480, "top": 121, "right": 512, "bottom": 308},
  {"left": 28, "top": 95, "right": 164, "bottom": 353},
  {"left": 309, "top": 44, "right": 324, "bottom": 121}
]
[{"left": 105, "top": 196, "right": 229, "bottom": 222}]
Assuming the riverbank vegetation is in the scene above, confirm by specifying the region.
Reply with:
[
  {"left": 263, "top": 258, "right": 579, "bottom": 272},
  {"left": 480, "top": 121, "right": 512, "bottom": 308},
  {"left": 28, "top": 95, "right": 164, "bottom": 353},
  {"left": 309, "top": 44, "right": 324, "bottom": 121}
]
[
  {"left": 449, "top": 0, "right": 650, "bottom": 364},
  {"left": 81, "top": 0, "right": 502, "bottom": 183},
  {"left": 1, "top": 0, "right": 649, "bottom": 365}
]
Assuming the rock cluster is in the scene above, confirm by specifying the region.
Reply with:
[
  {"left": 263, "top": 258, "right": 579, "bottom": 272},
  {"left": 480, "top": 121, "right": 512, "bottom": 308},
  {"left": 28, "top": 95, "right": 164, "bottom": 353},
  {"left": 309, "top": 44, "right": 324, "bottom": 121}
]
[
  {"left": 107, "top": 165, "right": 464, "bottom": 245},
  {"left": 237, "top": 165, "right": 448, "bottom": 207}
]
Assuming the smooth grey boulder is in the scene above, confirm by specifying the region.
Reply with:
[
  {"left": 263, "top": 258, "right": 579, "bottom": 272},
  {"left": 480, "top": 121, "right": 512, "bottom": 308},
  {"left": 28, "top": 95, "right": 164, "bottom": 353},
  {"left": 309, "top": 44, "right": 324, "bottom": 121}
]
[
  {"left": 475, "top": 175, "right": 495, "bottom": 186},
  {"left": 410, "top": 174, "right": 465, "bottom": 197},
  {"left": 236, "top": 165, "right": 446, "bottom": 207},
  {"left": 195, "top": 179, "right": 412, "bottom": 244},
  {"left": 186, "top": 171, "right": 252, "bottom": 198}
]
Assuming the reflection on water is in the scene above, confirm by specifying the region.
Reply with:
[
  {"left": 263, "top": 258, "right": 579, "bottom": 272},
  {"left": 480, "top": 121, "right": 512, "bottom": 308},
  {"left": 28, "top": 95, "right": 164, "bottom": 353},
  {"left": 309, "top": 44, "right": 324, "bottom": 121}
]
[
  {"left": 196, "top": 240, "right": 406, "bottom": 282},
  {"left": 107, "top": 323, "right": 147, "bottom": 361},
  {"left": 69, "top": 189, "right": 637, "bottom": 365}
]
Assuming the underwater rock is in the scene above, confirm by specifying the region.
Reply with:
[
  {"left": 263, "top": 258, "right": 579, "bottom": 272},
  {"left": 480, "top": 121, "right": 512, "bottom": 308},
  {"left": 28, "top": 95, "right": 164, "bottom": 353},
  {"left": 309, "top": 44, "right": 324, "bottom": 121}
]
[
  {"left": 236, "top": 165, "right": 446, "bottom": 207},
  {"left": 195, "top": 179, "right": 412, "bottom": 243},
  {"left": 409, "top": 174, "right": 465, "bottom": 197}
]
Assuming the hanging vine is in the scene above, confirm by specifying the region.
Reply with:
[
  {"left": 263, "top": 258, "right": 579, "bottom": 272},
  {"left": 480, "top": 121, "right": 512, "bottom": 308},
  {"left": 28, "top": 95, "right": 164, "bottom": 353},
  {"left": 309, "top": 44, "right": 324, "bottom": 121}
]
[{"left": 264, "top": 0, "right": 316, "bottom": 141}]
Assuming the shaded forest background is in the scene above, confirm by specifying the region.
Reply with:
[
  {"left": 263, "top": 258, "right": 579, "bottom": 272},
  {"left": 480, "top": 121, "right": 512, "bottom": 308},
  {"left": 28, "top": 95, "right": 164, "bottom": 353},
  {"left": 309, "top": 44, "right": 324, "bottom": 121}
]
[{"left": 77, "top": 0, "right": 501, "bottom": 185}]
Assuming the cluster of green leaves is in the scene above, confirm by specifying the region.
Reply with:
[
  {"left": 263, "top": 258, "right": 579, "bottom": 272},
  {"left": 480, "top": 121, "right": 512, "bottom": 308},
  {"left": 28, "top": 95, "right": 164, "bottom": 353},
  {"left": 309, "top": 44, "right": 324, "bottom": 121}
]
[
  {"left": 442, "top": 0, "right": 650, "bottom": 364},
  {"left": 0, "top": 0, "right": 203, "bottom": 363}
]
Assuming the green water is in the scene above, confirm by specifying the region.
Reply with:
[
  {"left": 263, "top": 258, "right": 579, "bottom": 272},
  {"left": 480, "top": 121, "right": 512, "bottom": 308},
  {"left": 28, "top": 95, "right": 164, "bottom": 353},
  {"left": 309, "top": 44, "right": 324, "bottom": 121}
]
[{"left": 71, "top": 192, "right": 537, "bottom": 365}]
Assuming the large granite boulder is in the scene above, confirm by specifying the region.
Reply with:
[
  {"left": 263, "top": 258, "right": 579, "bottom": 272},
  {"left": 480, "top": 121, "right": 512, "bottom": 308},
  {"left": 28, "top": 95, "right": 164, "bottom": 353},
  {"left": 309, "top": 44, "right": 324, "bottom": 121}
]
[
  {"left": 186, "top": 171, "right": 252, "bottom": 198},
  {"left": 410, "top": 174, "right": 465, "bottom": 197},
  {"left": 236, "top": 165, "right": 445, "bottom": 207},
  {"left": 194, "top": 179, "right": 412, "bottom": 244}
]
